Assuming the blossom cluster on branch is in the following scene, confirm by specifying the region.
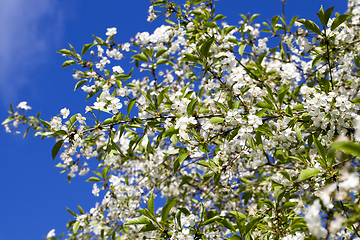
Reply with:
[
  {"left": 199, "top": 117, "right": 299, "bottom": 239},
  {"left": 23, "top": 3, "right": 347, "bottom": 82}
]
[{"left": 4, "top": 0, "right": 360, "bottom": 239}]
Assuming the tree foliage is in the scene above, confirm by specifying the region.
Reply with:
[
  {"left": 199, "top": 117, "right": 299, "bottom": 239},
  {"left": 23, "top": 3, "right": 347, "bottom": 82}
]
[{"left": 4, "top": 0, "right": 360, "bottom": 239}]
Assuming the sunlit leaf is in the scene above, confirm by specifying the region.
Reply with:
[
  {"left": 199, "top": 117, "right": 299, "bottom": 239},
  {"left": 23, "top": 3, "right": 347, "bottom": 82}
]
[
  {"left": 52, "top": 140, "right": 64, "bottom": 160},
  {"left": 161, "top": 198, "right": 177, "bottom": 221},
  {"left": 61, "top": 60, "right": 76, "bottom": 68},
  {"left": 209, "top": 117, "right": 225, "bottom": 124},
  {"left": 299, "top": 168, "right": 321, "bottom": 181},
  {"left": 330, "top": 141, "right": 360, "bottom": 158},
  {"left": 125, "top": 216, "right": 151, "bottom": 225},
  {"left": 331, "top": 14, "right": 352, "bottom": 31},
  {"left": 297, "top": 19, "right": 322, "bottom": 35}
]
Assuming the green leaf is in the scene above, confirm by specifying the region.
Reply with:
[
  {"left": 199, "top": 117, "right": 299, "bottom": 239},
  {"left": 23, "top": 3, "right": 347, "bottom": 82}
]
[
  {"left": 137, "top": 208, "right": 156, "bottom": 221},
  {"left": 282, "top": 202, "right": 297, "bottom": 209},
  {"left": 102, "top": 165, "right": 111, "bottom": 178},
  {"left": 67, "top": 207, "right": 77, "bottom": 217},
  {"left": 200, "top": 37, "right": 214, "bottom": 58},
  {"left": 286, "top": 106, "right": 293, "bottom": 116},
  {"left": 156, "top": 59, "right": 173, "bottom": 65},
  {"left": 213, "top": 14, "right": 226, "bottom": 22},
  {"left": 68, "top": 43, "right": 76, "bottom": 54},
  {"left": 78, "top": 205, "right": 84, "bottom": 215},
  {"left": 23, "top": 127, "right": 30, "bottom": 139},
  {"left": 127, "top": 98, "right": 137, "bottom": 116},
  {"left": 192, "top": 0, "right": 203, "bottom": 5},
  {"left": 182, "top": 53, "right": 200, "bottom": 63},
  {"left": 323, "top": 6, "right": 335, "bottom": 27},
  {"left": 72, "top": 221, "right": 80, "bottom": 234},
  {"left": 132, "top": 53, "right": 148, "bottom": 62},
  {"left": 178, "top": 207, "right": 190, "bottom": 216},
  {"left": 214, "top": 172, "right": 221, "bottom": 185},
  {"left": 256, "top": 125, "right": 274, "bottom": 136},
  {"left": 61, "top": 60, "right": 76, "bottom": 68},
  {"left": 203, "top": 172, "right": 215, "bottom": 183},
  {"left": 255, "top": 131, "right": 263, "bottom": 151},
  {"left": 319, "top": 76, "right": 330, "bottom": 94},
  {"left": 110, "top": 139, "right": 125, "bottom": 157},
  {"left": 148, "top": 192, "right": 155, "bottom": 216},
  {"left": 40, "top": 119, "right": 50, "bottom": 129},
  {"left": 57, "top": 49, "right": 75, "bottom": 57},
  {"left": 55, "top": 130, "right": 68, "bottom": 136},
  {"left": 264, "top": 84, "right": 276, "bottom": 104},
  {"left": 331, "top": 14, "right": 352, "bottom": 31},
  {"left": 271, "top": 15, "right": 280, "bottom": 28},
  {"left": 277, "top": 85, "right": 289, "bottom": 106},
  {"left": 197, "top": 160, "right": 210, "bottom": 168},
  {"left": 163, "top": 126, "right": 178, "bottom": 138},
  {"left": 204, "top": 216, "right": 222, "bottom": 225},
  {"left": 227, "top": 38, "right": 238, "bottom": 45},
  {"left": 2, "top": 116, "right": 14, "bottom": 125},
  {"left": 204, "top": 22, "right": 217, "bottom": 28},
  {"left": 312, "top": 135, "right": 326, "bottom": 162},
  {"left": 317, "top": 5, "right": 335, "bottom": 28},
  {"left": 81, "top": 43, "right": 93, "bottom": 56},
  {"left": 228, "top": 235, "right": 242, "bottom": 240},
  {"left": 354, "top": 56, "right": 360, "bottom": 68},
  {"left": 68, "top": 114, "right": 77, "bottom": 129},
  {"left": 238, "top": 44, "right": 246, "bottom": 57},
  {"left": 280, "top": 171, "right": 291, "bottom": 181},
  {"left": 297, "top": 19, "right": 323, "bottom": 35},
  {"left": 293, "top": 104, "right": 305, "bottom": 111},
  {"left": 229, "top": 211, "right": 246, "bottom": 219},
  {"left": 312, "top": 55, "right": 325, "bottom": 68},
  {"left": 214, "top": 101, "right": 228, "bottom": 112},
  {"left": 161, "top": 198, "right": 177, "bottom": 221},
  {"left": 52, "top": 140, "right": 64, "bottom": 160},
  {"left": 125, "top": 216, "right": 151, "bottom": 225},
  {"left": 143, "top": 92, "right": 156, "bottom": 109},
  {"left": 299, "top": 168, "right": 321, "bottom": 181},
  {"left": 155, "top": 49, "right": 168, "bottom": 58},
  {"left": 216, "top": 218, "right": 236, "bottom": 232},
  {"left": 102, "top": 118, "right": 115, "bottom": 126},
  {"left": 224, "top": 26, "right": 237, "bottom": 35},
  {"left": 86, "top": 89, "right": 100, "bottom": 101},
  {"left": 245, "top": 217, "right": 261, "bottom": 234},
  {"left": 174, "top": 148, "right": 188, "bottom": 172},
  {"left": 158, "top": 87, "right": 168, "bottom": 106},
  {"left": 250, "top": 14, "right": 260, "bottom": 23},
  {"left": 187, "top": 98, "right": 198, "bottom": 117},
  {"left": 257, "top": 51, "right": 267, "bottom": 66},
  {"left": 261, "top": 199, "right": 275, "bottom": 209},
  {"left": 254, "top": 101, "right": 274, "bottom": 109},
  {"left": 209, "top": 117, "right": 225, "bottom": 124},
  {"left": 93, "top": 35, "right": 104, "bottom": 44},
  {"left": 152, "top": 0, "right": 167, "bottom": 6},
  {"left": 93, "top": 171, "right": 103, "bottom": 178},
  {"left": 86, "top": 176, "right": 102, "bottom": 182},
  {"left": 165, "top": 19, "right": 175, "bottom": 25},
  {"left": 291, "top": 222, "right": 308, "bottom": 229},
  {"left": 316, "top": 5, "right": 325, "bottom": 26},
  {"left": 330, "top": 141, "right": 360, "bottom": 158},
  {"left": 290, "top": 16, "right": 299, "bottom": 27},
  {"left": 74, "top": 80, "right": 88, "bottom": 90},
  {"left": 138, "top": 223, "right": 157, "bottom": 233}
]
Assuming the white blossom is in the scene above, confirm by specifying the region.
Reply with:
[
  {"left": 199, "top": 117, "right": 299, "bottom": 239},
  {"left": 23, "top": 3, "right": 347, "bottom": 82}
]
[
  {"left": 17, "top": 101, "right": 31, "bottom": 110},
  {"left": 105, "top": 27, "right": 117, "bottom": 36},
  {"left": 46, "top": 229, "right": 55, "bottom": 238}
]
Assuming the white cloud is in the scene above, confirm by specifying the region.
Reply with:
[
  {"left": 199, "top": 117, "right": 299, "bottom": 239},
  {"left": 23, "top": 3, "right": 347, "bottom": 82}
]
[{"left": 0, "top": 0, "right": 64, "bottom": 105}]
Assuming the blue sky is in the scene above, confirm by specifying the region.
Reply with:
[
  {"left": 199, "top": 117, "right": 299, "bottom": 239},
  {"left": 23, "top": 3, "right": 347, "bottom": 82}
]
[{"left": 0, "top": 0, "right": 347, "bottom": 239}]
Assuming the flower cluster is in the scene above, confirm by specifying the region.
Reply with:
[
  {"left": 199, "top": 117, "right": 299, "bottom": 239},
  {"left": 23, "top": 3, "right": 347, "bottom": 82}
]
[{"left": 4, "top": 0, "right": 360, "bottom": 239}]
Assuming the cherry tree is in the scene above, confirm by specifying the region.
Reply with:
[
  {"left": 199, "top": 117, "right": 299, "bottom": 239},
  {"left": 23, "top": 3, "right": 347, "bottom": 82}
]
[{"left": 4, "top": 0, "right": 360, "bottom": 239}]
